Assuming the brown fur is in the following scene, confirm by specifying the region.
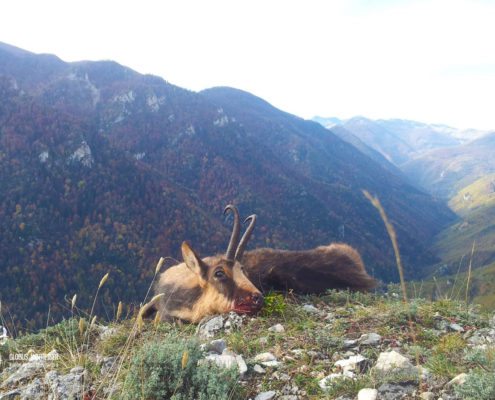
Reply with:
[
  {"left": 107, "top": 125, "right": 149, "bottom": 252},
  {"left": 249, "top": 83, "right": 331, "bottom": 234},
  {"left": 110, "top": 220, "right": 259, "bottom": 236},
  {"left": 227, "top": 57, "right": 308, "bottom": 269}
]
[{"left": 241, "top": 243, "right": 377, "bottom": 294}]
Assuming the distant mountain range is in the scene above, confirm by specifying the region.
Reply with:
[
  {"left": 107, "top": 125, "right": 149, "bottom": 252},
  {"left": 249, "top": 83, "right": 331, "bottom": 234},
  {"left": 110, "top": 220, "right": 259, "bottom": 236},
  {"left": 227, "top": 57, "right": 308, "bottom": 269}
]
[
  {"left": 0, "top": 42, "right": 455, "bottom": 329},
  {"left": 313, "top": 116, "right": 488, "bottom": 167}
]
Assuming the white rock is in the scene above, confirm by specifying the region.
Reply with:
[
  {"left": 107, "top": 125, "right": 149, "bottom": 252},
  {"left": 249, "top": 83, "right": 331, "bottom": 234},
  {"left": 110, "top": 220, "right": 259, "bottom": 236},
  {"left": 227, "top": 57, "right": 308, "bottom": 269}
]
[
  {"left": 358, "top": 388, "right": 378, "bottom": 400},
  {"left": 373, "top": 350, "right": 413, "bottom": 373},
  {"left": 253, "top": 364, "right": 266, "bottom": 374},
  {"left": 255, "top": 390, "right": 277, "bottom": 400},
  {"left": 334, "top": 354, "right": 367, "bottom": 373},
  {"left": 254, "top": 352, "right": 277, "bottom": 362},
  {"left": 268, "top": 323, "right": 285, "bottom": 333},
  {"left": 419, "top": 392, "right": 435, "bottom": 400},
  {"left": 197, "top": 315, "right": 224, "bottom": 338},
  {"left": 359, "top": 333, "right": 382, "bottom": 346},
  {"left": 319, "top": 370, "right": 355, "bottom": 389},
  {"left": 261, "top": 360, "right": 282, "bottom": 368},
  {"left": 302, "top": 304, "right": 319, "bottom": 313},
  {"left": 236, "top": 354, "right": 248, "bottom": 379},
  {"left": 445, "top": 372, "right": 468, "bottom": 388}
]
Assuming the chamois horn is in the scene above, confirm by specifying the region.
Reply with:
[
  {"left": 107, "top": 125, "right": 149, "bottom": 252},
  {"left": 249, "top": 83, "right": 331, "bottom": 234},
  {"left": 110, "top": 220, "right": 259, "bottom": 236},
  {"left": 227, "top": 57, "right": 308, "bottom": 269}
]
[
  {"left": 224, "top": 204, "right": 241, "bottom": 262},
  {"left": 235, "top": 214, "right": 257, "bottom": 261}
]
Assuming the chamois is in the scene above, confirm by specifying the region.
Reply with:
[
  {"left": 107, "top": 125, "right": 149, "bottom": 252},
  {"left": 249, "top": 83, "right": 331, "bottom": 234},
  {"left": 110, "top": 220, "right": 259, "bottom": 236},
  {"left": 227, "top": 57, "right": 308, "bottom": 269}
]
[
  {"left": 149, "top": 205, "right": 376, "bottom": 323},
  {"left": 150, "top": 205, "right": 265, "bottom": 323}
]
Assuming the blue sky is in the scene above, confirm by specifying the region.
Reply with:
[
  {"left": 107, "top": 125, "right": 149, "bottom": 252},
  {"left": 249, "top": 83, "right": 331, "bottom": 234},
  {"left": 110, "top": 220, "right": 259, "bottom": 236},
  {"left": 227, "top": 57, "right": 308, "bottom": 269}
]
[{"left": 1, "top": 0, "right": 494, "bottom": 130}]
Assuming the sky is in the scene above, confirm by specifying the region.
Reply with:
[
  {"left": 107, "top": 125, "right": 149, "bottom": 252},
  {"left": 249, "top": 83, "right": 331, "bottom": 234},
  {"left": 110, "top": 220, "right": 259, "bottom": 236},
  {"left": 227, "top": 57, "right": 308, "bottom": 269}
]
[{"left": 1, "top": 0, "right": 495, "bottom": 130}]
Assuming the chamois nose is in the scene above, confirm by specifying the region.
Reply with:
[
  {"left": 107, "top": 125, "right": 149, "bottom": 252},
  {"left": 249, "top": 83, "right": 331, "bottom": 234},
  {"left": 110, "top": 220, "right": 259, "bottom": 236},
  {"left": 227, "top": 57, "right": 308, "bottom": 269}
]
[{"left": 252, "top": 293, "right": 264, "bottom": 307}]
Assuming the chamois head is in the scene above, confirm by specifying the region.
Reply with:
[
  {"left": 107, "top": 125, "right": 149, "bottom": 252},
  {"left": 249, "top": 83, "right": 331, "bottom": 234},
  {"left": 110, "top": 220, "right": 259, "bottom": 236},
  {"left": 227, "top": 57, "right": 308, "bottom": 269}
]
[{"left": 152, "top": 205, "right": 264, "bottom": 323}]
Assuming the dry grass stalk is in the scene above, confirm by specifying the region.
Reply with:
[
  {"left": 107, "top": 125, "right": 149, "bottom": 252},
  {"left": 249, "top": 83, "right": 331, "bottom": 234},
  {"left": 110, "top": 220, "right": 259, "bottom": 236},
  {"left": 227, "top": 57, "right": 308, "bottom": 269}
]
[
  {"left": 116, "top": 301, "right": 123, "bottom": 321},
  {"left": 465, "top": 240, "right": 476, "bottom": 304},
  {"left": 98, "top": 273, "right": 109, "bottom": 290},
  {"left": 363, "top": 190, "right": 423, "bottom": 389},
  {"left": 71, "top": 294, "right": 77, "bottom": 311},
  {"left": 181, "top": 349, "right": 189, "bottom": 370}
]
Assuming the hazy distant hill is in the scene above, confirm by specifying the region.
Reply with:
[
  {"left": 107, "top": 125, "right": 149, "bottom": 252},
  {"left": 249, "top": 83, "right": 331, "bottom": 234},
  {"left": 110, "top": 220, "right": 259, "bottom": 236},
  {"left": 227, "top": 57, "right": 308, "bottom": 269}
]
[
  {"left": 403, "top": 132, "right": 495, "bottom": 199},
  {"left": 0, "top": 42, "right": 455, "bottom": 329},
  {"left": 314, "top": 116, "right": 487, "bottom": 167}
]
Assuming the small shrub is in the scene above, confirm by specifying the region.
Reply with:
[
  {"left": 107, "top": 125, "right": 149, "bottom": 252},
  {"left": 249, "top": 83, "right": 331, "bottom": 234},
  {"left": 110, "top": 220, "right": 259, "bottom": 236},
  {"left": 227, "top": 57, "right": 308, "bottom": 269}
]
[
  {"left": 122, "top": 334, "right": 241, "bottom": 400},
  {"left": 260, "top": 292, "right": 287, "bottom": 316},
  {"left": 455, "top": 347, "right": 495, "bottom": 400}
]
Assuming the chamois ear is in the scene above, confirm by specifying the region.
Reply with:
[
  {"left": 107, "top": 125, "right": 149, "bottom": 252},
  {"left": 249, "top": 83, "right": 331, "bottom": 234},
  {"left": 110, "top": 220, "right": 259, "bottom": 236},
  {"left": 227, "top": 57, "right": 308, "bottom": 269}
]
[{"left": 181, "top": 242, "right": 208, "bottom": 286}]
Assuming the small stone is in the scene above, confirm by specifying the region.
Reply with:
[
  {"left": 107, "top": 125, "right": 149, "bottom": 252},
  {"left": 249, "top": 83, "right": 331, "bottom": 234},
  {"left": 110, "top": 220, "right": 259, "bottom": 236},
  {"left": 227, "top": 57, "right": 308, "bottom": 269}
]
[
  {"left": 259, "top": 336, "right": 269, "bottom": 346},
  {"left": 268, "top": 323, "right": 285, "bottom": 333},
  {"left": 358, "top": 388, "right": 378, "bottom": 400},
  {"left": 255, "top": 390, "right": 277, "bottom": 400},
  {"left": 335, "top": 354, "right": 369, "bottom": 373},
  {"left": 445, "top": 372, "right": 468, "bottom": 388},
  {"left": 447, "top": 323, "right": 464, "bottom": 333},
  {"left": 205, "top": 354, "right": 237, "bottom": 369},
  {"left": 262, "top": 360, "right": 282, "bottom": 368},
  {"left": 197, "top": 315, "right": 224, "bottom": 338},
  {"left": 359, "top": 333, "right": 382, "bottom": 346},
  {"left": 373, "top": 350, "right": 413, "bottom": 373},
  {"left": 279, "top": 396, "right": 298, "bottom": 400},
  {"left": 343, "top": 339, "right": 357, "bottom": 348},
  {"left": 254, "top": 352, "right": 277, "bottom": 362},
  {"left": 420, "top": 392, "right": 435, "bottom": 400},
  {"left": 253, "top": 364, "right": 266, "bottom": 374},
  {"left": 319, "top": 371, "right": 355, "bottom": 389},
  {"left": 208, "top": 339, "right": 227, "bottom": 354},
  {"left": 236, "top": 354, "right": 248, "bottom": 379},
  {"left": 302, "top": 304, "right": 319, "bottom": 313},
  {"left": 272, "top": 371, "right": 290, "bottom": 381}
]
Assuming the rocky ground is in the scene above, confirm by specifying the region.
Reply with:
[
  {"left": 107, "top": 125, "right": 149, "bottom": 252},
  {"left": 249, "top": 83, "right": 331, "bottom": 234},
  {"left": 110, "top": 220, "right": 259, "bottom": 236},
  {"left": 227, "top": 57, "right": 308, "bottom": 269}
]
[{"left": 1, "top": 290, "right": 494, "bottom": 399}]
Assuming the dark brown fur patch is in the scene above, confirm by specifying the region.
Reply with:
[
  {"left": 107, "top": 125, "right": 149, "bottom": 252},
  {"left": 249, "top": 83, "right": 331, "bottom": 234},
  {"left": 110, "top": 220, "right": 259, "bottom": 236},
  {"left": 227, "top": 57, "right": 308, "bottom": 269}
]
[{"left": 159, "top": 284, "right": 203, "bottom": 312}]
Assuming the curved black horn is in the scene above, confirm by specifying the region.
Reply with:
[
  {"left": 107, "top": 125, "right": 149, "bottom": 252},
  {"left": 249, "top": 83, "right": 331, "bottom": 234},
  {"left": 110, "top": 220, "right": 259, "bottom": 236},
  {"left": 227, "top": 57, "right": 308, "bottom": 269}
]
[
  {"left": 224, "top": 204, "right": 241, "bottom": 261},
  {"left": 234, "top": 214, "right": 257, "bottom": 261}
]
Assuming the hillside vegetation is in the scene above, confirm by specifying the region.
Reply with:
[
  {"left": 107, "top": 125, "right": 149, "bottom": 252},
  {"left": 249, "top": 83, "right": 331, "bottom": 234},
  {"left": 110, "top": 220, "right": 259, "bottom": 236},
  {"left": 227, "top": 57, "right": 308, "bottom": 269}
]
[
  {"left": 0, "top": 42, "right": 455, "bottom": 330},
  {"left": 1, "top": 290, "right": 494, "bottom": 399}
]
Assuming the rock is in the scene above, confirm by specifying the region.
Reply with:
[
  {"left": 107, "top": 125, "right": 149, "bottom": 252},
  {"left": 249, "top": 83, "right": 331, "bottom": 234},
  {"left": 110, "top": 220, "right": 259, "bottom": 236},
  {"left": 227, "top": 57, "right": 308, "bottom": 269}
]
[
  {"left": 445, "top": 372, "right": 468, "bottom": 389},
  {"left": 204, "top": 353, "right": 237, "bottom": 369},
  {"left": 272, "top": 371, "right": 290, "bottom": 381},
  {"left": 236, "top": 354, "right": 248, "bottom": 379},
  {"left": 259, "top": 336, "right": 269, "bottom": 346},
  {"left": 20, "top": 379, "right": 45, "bottom": 400},
  {"left": 358, "top": 388, "right": 378, "bottom": 400},
  {"left": 268, "top": 323, "right": 285, "bottom": 333},
  {"left": 373, "top": 350, "right": 414, "bottom": 373},
  {"left": 377, "top": 383, "right": 416, "bottom": 399},
  {"left": 359, "top": 333, "right": 382, "bottom": 346},
  {"left": 334, "top": 354, "right": 369, "bottom": 374},
  {"left": 420, "top": 392, "right": 435, "bottom": 400},
  {"left": 208, "top": 339, "right": 227, "bottom": 354},
  {"left": 224, "top": 311, "right": 243, "bottom": 331},
  {"left": 197, "top": 315, "right": 224, "bottom": 338},
  {"left": 447, "top": 322, "right": 464, "bottom": 333},
  {"left": 99, "top": 356, "right": 117, "bottom": 375},
  {"left": 302, "top": 304, "right": 320, "bottom": 313},
  {"left": 0, "top": 389, "right": 22, "bottom": 400},
  {"left": 279, "top": 396, "right": 298, "bottom": 400},
  {"left": 261, "top": 360, "right": 282, "bottom": 367},
  {"left": 1, "top": 359, "right": 45, "bottom": 388},
  {"left": 98, "top": 325, "right": 117, "bottom": 340},
  {"left": 319, "top": 371, "right": 355, "bottom": 389},
  {"left": 45, "top": 367, "right": 87, "bottom": 400},
  {"left": 343, "top": 339, "right": 357, "bottom": 348},
  {"left": 254, "top": 352, "right": 277, "bottom": 362},
  {"left": 253, "top": 364, "right": 266, "bottom": 374},
  {"left": 255, "top": 390, "right": 277, "bottom": 400}
]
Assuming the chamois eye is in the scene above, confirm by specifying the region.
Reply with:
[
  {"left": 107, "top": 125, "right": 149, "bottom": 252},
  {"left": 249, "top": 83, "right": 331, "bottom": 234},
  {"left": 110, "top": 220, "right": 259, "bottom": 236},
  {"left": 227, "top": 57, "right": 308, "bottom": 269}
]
[{"left": 214, "top": 270, "right": 226, "bottom": 278}]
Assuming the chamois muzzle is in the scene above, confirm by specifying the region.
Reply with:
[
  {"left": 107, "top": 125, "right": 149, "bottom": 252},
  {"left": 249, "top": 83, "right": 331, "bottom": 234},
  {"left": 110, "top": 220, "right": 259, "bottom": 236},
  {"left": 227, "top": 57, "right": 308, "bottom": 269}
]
[{"left": 234, "top": 292, "right": 265, "bottom": 315}]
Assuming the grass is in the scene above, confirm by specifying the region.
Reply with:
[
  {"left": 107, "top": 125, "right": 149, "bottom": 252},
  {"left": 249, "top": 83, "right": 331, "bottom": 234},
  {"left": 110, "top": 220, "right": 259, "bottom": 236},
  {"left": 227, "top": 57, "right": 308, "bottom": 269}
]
[{"left": 2, "top": 288, "right": 493, "bottom": 399}]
